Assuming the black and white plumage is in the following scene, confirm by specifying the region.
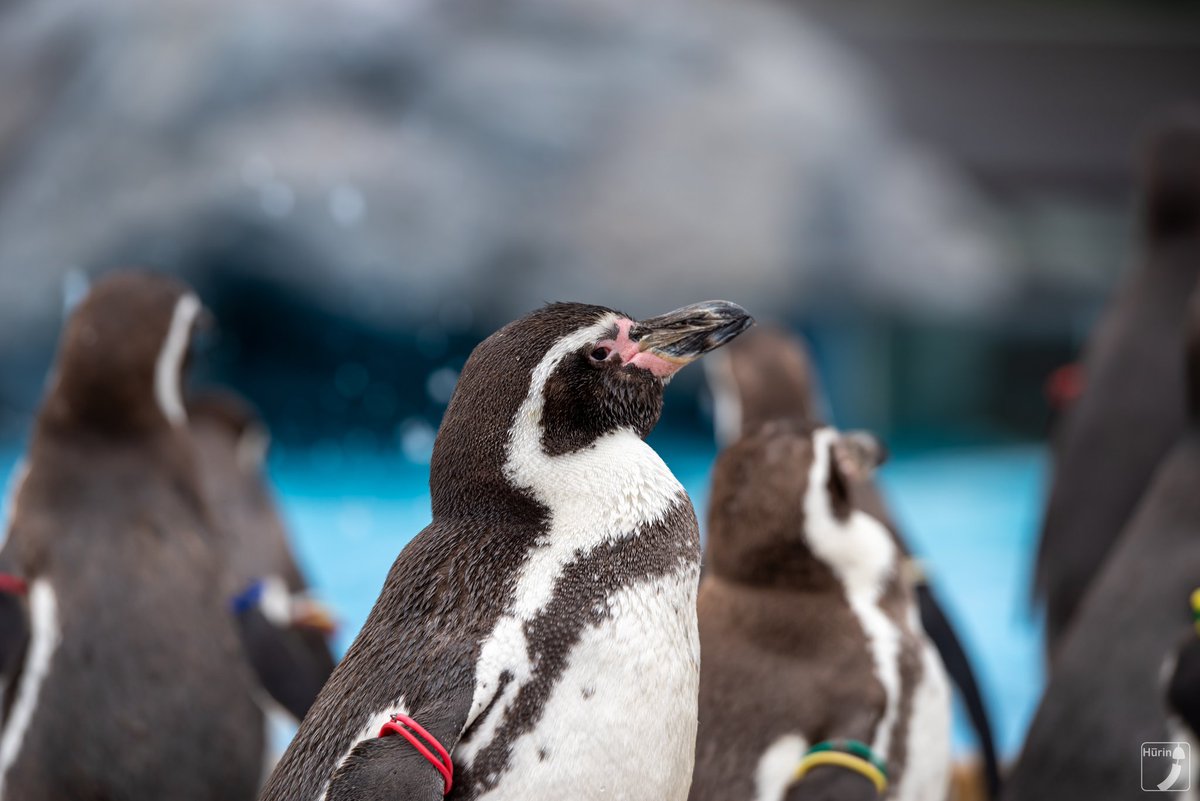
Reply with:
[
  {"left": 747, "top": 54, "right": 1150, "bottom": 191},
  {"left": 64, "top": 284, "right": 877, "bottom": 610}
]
[{"left": 260, "top": 300, "right": 752, "bottom": 801}]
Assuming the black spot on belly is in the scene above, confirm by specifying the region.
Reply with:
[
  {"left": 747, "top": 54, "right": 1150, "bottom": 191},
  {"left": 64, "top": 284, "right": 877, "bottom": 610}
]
[
  {"left": 538, "top": 748, "right": 549, "bottom": 762},
  {"left": 581, "top": 686, "right": 595, "bottom": 700}
]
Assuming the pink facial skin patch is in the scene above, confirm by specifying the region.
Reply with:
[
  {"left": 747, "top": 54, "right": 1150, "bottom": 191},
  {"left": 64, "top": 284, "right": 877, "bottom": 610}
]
[{"left": 596, "top": 319, "right": 685, "bottom": 378}]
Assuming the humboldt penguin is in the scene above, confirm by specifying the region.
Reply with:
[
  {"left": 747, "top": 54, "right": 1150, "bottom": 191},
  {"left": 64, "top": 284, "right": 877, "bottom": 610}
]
[
  {"left": 188, "top": 390, "right": 337, "bottom": 721},
  {"left": 0, "top": 271, "right": 265, "bottom": 800},
  {"left": 1003, "top": 278, "right": 1200, "bottom": 801},
  {"left": 1035, "top": 109, "right": 1200, "bottom": 657},
  {"left": 259, "top": 300, "right": 753, "bottom": 801},
  {"left": 705, "top": 325, "right": 999, "bottom": 798},
  {"left": 691, "top": 420, "right": 951, "bottom": 801}
]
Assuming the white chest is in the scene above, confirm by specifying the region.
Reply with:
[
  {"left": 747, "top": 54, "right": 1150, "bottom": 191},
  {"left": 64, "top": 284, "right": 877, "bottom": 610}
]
[
  {"left": 476, "top": 566, "right": 701, "bottom": 801},
  {"left": 461, "top": 324, "right": 699, "bottom": 798},
  {"left": 891, "top": 641, "right": 952, "bottom": 801}
]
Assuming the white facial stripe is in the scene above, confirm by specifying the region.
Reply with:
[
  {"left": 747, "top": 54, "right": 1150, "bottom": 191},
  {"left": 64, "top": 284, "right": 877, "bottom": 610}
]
[
  {"left": 703, "top": 349, "right": 743, "bottom": 448},
  {"left": 804, "top": 427, "right": 901, "bottom": 759},
  {"left": 0, "top": 580, "right": 62, "bottom": 793},
  {"left": 458, "top": 315, "right": 689, "bottom": 767},
  {"left": 155, "top": 293, "right": 200, "bottom": 427},
  {"left": 503, "top": 313, "right": 685, "bottom": 615},
  {"left": 754, "top": 734, "right": 809, "bottom": 801},
  {"left": 502, "top": 315, "right": 620, "bottom": 487}
]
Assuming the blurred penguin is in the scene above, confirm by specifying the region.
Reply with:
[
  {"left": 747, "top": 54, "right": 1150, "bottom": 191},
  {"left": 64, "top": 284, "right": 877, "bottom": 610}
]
[
  {"left": 692, "top": 419, "right": 951, "bottom": 801},
  {"left": 1003, "top": 279, "right": 1200, "bottom": 801},
  {"left": 0, "top": 272, "right": 265, "bottom": 800},
  {"left": 188, "top": 390, "right": 336, "bottom": 721},
  {"left": 1035, "top": 109, "right": 1200, "bottom": 659},
  {"left": 705, "top": 326, "right": 1002, "bottom": 799}
]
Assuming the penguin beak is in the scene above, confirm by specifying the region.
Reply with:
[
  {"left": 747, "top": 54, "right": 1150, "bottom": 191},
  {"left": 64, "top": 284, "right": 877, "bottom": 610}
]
[{"left": 630, "top": 301, "right": 754, "bottom": 372}]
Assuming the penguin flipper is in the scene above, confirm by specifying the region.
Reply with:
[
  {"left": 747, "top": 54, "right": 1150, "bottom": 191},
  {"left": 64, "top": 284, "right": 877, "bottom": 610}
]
[
  {"left": 326, "top": 734, "right": 446, "bottom": 801},
  {"left": 235, "top": 607, "right": 330, "bottom": 720},
  {"left": 916, "top": 582, "right": 1002, "bottom": 799}
]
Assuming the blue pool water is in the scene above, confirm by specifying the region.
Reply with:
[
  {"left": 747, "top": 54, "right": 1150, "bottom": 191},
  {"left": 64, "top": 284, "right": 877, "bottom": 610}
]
[{"left": 0, "top": 438, "right": 1045, "bottom": 760}]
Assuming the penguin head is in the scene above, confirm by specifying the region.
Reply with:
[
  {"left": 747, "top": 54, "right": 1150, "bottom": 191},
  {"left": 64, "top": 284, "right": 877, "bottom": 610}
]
[
  {"left": 187, "top": 390, "right": 271, "bottom": 474},
  {"left": 705, "top": 324, "right": 826, "bottom": 447},
  {"left": 706, "top": 420, "right": 889, "bottom": 588},
  {"left": 537, "top": 299, "right": 755, "bottom": 453},
  {"left": 431, "top": 300, "right": 752, "bottom": 512},
  {"left": 43, "top": 271, "right": 207, "bottom": 434}
]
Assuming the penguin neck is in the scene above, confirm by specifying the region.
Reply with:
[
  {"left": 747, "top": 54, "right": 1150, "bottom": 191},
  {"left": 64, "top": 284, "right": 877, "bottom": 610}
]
[
  {"left": 30, "top": 407, "right": 209, "bottom": 530},
  {"left": 501, "top": 325, "right": 683, "bottom": 534},
  {"left": 36, "top": 377, "right": 183, "bottom": 441},
  {"left": 38, "top": 291, "right": 198, "bottom": 438},
  {"left": 430, "top": 320, "right": 684, "bottom": 528},
  {"left": 431, "top": 417, "right": 681, "bottom": 530},
  {"left": 432, "top": 424, "right": 681, "bottom": 525},
  {"left": 706, "top": 539, "right": 844, "bottom": 593},
  {"left": 508, "top": 426, "right": 682, "bottom": 534},
  {"left": 800, "top": 428, "right": 896, "bottom": 599}
]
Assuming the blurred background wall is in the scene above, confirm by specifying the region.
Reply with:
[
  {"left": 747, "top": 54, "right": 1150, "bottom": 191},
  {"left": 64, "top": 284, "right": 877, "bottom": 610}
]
[{"left": 3, "top": 0, "right": 1195, "bottom": 448}]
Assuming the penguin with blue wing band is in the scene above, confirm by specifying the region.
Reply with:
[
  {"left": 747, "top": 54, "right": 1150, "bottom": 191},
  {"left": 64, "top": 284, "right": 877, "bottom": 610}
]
[
  {"left": 0, "top": 272, "right": 265, "bottom": 801},
  {"left": 189, "top": 390, "right": 337, "bottom": 721}
]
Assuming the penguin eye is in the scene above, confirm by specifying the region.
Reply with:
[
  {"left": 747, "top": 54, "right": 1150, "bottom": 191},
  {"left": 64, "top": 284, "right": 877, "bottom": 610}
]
[{"left": 589, "top": 346, "right": 612, "bottom": 363}]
